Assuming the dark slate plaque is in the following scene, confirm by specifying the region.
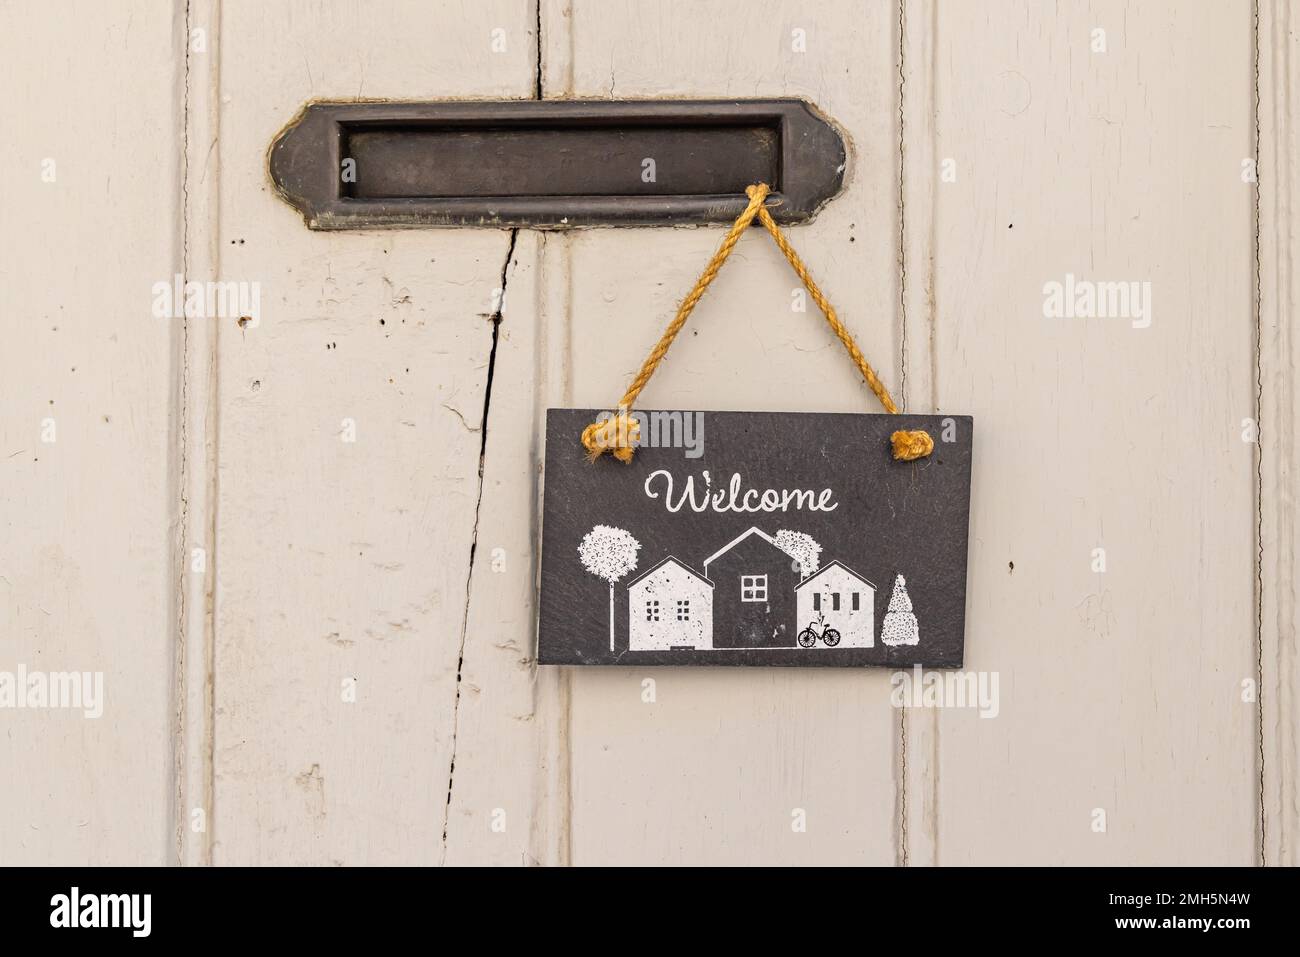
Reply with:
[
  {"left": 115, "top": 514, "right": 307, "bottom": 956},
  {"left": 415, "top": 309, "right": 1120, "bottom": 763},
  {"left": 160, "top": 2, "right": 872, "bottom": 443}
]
[{"left": 537, "top": 410, "right": 973, "bottom": 668}]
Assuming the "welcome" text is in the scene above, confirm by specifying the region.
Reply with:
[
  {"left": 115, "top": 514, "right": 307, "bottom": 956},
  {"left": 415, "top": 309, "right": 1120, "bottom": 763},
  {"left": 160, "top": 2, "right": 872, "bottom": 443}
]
[{"left": 643, "top": 469, "right": 838, "bottom": 514}]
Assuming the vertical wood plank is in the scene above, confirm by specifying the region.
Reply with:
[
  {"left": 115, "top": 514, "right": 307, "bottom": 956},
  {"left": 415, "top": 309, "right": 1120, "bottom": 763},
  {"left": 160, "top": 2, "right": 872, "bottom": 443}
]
[
  {"left": 549, "top": 0, "right": 903, "bottom": 865},
  {"left": 0, "top": 0, "right": 183, "bottom": 864},
  {"left": 178, "top": 0, "right": 223, "bottom": 868},
  {"left": 446, "top": 232, "right": 578, "bottom": 866},
  {"left": 539, "top": 0, "right": 575, "bottom": 98},
  {"left": 209, "top": 0, "right": 535, "bottom": 864},
  {"left": 919, "top": 0, "right": 1258, "bottom": 864},
  {"left": 899, "top": 0, "right": 942, "bottom": 866},
  {"left": 446, "top": 1, "right": 571, "bottom": 870},
  {"left": 1259, "top": 0, "right": 1299, "bottom": 868}
]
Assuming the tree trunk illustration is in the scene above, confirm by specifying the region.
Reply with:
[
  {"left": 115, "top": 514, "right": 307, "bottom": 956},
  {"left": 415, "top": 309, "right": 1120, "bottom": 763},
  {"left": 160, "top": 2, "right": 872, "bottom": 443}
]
[{"left": 577, "top": 525, "right": 641, "bottom": 656}]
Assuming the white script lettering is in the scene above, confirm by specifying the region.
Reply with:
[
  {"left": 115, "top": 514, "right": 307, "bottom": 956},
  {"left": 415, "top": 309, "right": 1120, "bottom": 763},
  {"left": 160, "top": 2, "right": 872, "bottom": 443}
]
[{"left": 643, "top": 470, "right": 838, "bottom": 514}]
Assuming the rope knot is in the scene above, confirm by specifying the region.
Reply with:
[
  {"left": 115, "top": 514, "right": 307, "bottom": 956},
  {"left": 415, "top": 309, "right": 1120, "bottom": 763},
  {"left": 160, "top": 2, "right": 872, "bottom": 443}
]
[
  {"left": 891, "top": 429, "right": 934, "bottom": 461},
  {"left": 581, "top": 412, "right": 640, "bottom": 464}
]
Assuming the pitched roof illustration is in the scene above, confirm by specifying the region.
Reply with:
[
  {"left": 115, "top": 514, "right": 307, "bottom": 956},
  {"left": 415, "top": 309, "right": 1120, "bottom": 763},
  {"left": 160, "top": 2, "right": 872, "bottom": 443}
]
[
  {"left": 701, "top": 527, "right": 788, "bottom": 572},
  {"left": 795, "top": 559, "right": 876, "bottom": 591},
  {"left": 627, "top": 555, "right": 714, "bottom": 589}
]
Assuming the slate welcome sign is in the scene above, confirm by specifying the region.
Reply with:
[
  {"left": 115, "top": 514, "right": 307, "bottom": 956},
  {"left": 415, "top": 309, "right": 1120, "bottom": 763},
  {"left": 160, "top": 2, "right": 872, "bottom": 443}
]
[{"left": 537, "top": 409, "right": 973, "bottom": 667}]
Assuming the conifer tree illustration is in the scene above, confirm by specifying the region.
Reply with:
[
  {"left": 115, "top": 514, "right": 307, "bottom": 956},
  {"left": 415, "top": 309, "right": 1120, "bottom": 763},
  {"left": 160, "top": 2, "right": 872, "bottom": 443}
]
[
  {"left": 578, "top": 525, "right": 641, "bottom": 651},
  {"left": 881, "top": 574, "right": 920, "bottom": 646}
]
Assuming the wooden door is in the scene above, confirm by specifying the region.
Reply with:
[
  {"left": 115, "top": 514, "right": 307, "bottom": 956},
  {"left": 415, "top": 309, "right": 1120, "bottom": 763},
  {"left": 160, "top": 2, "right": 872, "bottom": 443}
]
[{"left": 1, "top": 0, "right": 1295, "bottom": 866}]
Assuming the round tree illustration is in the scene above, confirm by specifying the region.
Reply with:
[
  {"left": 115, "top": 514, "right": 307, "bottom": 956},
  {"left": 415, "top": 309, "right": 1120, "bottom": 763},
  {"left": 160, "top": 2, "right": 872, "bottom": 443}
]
[
  {"left": 775, "top": 529, "right": 823, "bottom": 577},
  {"left": 881, "top": 574, "right": 920, "bottom": 646},
  {"left": 578, "top": 525, "right": 641, "bottom": 652}
]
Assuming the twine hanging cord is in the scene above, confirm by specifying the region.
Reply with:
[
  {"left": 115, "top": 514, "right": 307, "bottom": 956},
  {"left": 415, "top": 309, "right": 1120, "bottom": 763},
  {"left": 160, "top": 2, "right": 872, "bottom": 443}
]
[{"left": 581, "top": 183, "right": 934, "bottom": 463}]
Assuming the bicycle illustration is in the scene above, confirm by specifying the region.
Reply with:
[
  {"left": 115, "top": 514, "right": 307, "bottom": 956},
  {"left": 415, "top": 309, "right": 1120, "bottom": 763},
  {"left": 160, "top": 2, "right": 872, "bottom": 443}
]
[{"left": 797, "top": 611, "right": 841, "bottom": 648}]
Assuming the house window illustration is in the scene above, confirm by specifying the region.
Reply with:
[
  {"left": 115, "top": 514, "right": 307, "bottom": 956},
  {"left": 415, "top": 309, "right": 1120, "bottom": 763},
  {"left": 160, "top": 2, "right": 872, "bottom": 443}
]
[
  {"left": 814, "top": 592, "right": 863, "bottom": 612},
  {"left": 676, "top": 600, "right": 690, "bottom": 621},
  {"left": 741, "top": 575, "right": 767, "bottom": 602},
  {"left": 645, "top": 600, "right": 660, "bottom": 622}
]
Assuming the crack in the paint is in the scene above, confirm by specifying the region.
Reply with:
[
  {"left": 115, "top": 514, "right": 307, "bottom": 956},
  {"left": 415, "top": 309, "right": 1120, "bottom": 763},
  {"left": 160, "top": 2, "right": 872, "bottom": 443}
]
[
  {"left": 440, "top": 2, "right": 546, "bottom": 863},
  {"left": 440, "top": 0, "right": 544, "bottom": 865},
  {"left": 172, "top": 0, "right": 194, "bottom": 869},
  {"left": 534, "top": 0, "right": 543, "bottom": 98},
  {"left": 440, "top": 229, "right": 518, "bottom": 863},
  {"left": 441, "top": 402, "right": 481, "bottom": 433}
]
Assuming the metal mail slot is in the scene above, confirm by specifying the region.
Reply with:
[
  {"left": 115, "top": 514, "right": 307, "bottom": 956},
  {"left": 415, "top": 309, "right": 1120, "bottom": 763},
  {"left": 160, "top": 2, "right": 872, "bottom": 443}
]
[{"left": 269, "top": 100, "right": 846, "bottom": 229}]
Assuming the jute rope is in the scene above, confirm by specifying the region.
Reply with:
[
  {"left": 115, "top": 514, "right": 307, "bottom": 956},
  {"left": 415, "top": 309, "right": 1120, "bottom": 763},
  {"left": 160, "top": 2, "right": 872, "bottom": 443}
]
[{"left": 581, "top": 183, "right": 934, "bottom": 463}]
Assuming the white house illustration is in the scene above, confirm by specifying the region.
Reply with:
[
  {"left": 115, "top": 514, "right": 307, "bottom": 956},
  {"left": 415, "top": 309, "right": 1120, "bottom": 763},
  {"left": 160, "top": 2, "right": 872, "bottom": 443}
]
[
  {"left": 613, "top": 526, "right": 903, "bottom": 653},
  {"left": 794, "top": 560, "right": 876, "bottom": 648},
  {"left": 627, "top": 556, "right": 714, "bottom": 650}
]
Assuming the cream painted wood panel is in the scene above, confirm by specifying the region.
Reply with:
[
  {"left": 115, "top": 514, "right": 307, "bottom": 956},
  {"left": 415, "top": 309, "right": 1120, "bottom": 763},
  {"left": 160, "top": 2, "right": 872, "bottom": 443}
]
[
  {"left": 204, "top": 0, "right": 536, "bottom": 865},
  {"left": 0, "top": 0, "right": 182, "bottom": 865},
  {"left": 907, "top": 0, "right": 1259, "bottom": 864},
  {"left": 1259, "top": 0, "right": 1300, "bottom": 867}
]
